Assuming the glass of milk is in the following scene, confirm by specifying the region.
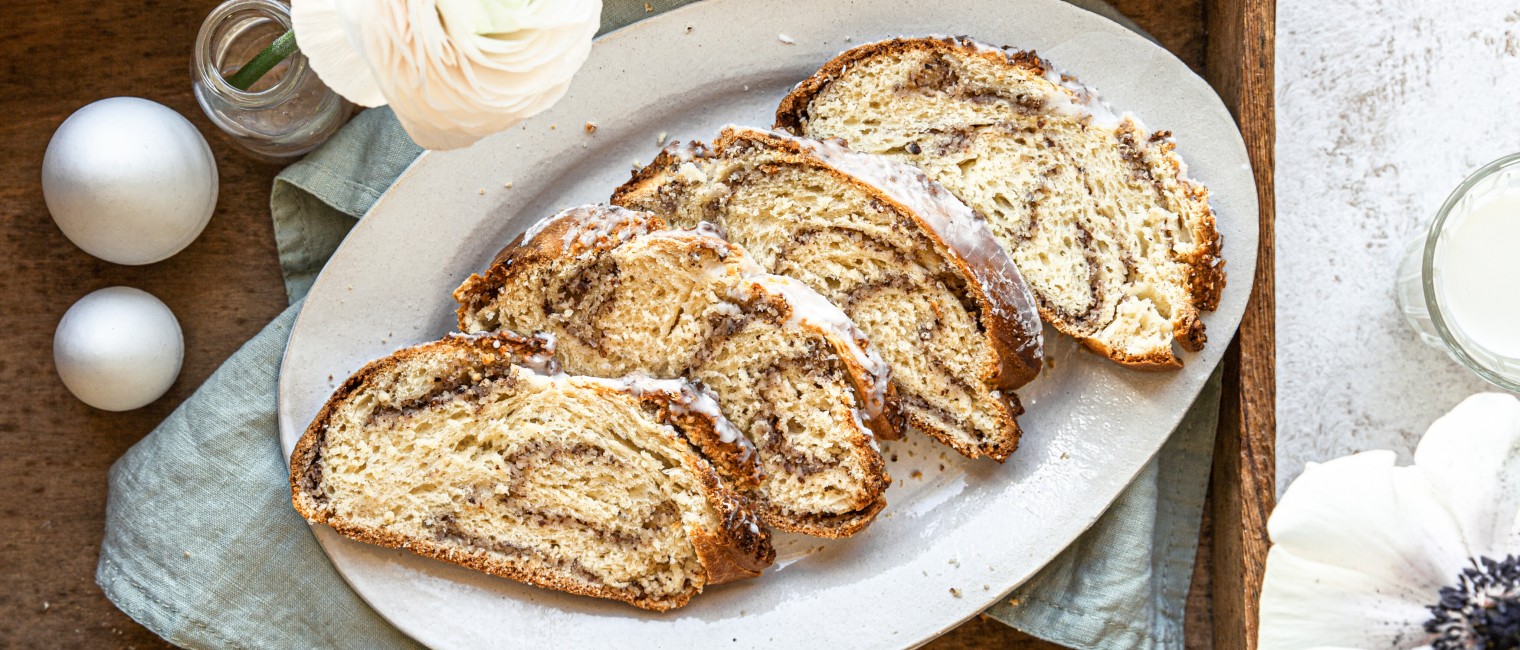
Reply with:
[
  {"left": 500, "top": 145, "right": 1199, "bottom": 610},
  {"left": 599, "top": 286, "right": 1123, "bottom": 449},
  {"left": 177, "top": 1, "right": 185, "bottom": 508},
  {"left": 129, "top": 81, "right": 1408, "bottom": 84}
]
[{"left": 1397, "top": 152, "right": 1520, "bottom": 391}]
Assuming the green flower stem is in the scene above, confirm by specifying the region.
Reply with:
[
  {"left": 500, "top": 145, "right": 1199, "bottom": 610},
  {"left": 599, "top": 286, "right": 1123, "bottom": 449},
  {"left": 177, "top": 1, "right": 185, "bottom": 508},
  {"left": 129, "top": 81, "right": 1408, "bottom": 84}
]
[{"left": 225, "top": 29, "right": 298, "bottom": 91}]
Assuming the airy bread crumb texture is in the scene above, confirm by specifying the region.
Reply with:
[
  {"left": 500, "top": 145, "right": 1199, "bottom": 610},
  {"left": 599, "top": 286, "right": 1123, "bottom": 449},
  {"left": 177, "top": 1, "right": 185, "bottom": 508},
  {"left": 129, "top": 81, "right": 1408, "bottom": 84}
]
[
  {"left": 454, "top": 207, "right": 890, "bottom": 537},
  {"left": 290, "top": 334, "right": 772, "bottom": 611},
  {"left": 779, "top": 37, "right": 1224, "bottom": 368},
  {"left": 615, "top": 131, "right": 1034, "bottom": 461}
]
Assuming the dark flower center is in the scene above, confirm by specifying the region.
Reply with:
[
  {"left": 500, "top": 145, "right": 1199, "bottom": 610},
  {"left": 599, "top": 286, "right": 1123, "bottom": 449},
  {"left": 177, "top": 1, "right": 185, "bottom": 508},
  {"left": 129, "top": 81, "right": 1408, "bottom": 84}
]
[{"left": 1427, "top": 555, "right": 1520, "bottom": 649}]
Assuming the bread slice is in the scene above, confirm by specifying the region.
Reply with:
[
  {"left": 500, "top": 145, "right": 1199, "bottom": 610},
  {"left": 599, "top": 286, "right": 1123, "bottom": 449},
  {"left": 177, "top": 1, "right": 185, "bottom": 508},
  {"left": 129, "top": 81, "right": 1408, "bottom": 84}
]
[
  {"left": 613, "top": 127, "right": 1043, "bottom": 461},
  {"left": 289, "top": 332, "right": 774, "bottom": 611},
  {"left": 775, "top": 36, "right": 1225, "bottom": 368},
  {"left": 453, "top": 205, "right": 895, "bottom": 537}
]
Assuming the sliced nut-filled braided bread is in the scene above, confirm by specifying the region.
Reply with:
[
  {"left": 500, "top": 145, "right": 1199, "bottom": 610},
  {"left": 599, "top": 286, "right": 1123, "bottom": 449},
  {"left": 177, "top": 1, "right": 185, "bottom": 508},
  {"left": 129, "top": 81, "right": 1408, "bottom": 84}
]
[
  {"left": 613, "top": 127, "right": 1042, "bottom": 461},
  {"left": 454, "top": 205, "right": 895, "bottom": 537},
  {"left": 776, "top": 36, "right": 1225, "bottom": 368},
  {"left": 289, "top": 332, "right": 773, "bottom": 612}
]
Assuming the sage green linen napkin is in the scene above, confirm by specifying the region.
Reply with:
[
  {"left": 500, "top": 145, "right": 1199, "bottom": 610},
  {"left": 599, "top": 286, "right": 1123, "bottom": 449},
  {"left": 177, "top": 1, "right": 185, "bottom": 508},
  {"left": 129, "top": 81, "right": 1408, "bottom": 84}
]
[
  {"left": 97, "top": 2, "right": 1221, "bottom": 648},
  {"left": 97, "top": 109, "right": 421, "bottom": 650}
]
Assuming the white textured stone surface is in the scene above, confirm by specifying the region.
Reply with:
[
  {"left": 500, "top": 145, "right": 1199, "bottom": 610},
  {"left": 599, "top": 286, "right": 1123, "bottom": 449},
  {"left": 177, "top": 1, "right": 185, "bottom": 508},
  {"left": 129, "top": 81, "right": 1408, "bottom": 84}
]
[{"left": 1277, "top": 0, "right": 1520, "bottom": 493}]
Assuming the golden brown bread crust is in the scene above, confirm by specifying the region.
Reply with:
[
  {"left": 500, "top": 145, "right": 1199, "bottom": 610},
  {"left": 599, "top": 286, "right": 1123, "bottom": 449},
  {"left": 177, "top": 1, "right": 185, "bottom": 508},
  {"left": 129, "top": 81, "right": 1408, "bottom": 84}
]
[
  {"left": 454, "top": 207, "right": 768, "bottom": 495},
  {"left": 288, "top": 332, "right": 775, "bottom": 611},
  {"left": 710, "top": 127, "right": 1042, "bottom": 392},
  {"left": 614, "top": 128, "right": 1039, "bottom": 462},
  {"left": 756, "top": 492, "right": 888, "bottom": 538},
  {"left": 287, "top": 332, "right": 555, "bottom": 508},
  {"left": 774, "top": 37, "right": 1053, "bottom": 135},
  {"left": 455, "top": 206, "right": 663, "bottom": 332},
  {"left": 454, "top": 205, "right": 897, "bottom": 536},
  {"left": 730, "top": 283, "right": 889, "bottom": 537},
  {"left": 775, "top": 36, "right": 1226, "bottom": 370}
]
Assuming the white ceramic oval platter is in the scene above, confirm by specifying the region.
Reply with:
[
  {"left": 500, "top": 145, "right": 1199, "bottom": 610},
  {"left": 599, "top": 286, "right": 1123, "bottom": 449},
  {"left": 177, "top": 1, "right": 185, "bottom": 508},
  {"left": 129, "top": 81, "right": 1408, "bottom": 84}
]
[{"left": 278, "top": 0, "right": 1258, "bottom": 646}]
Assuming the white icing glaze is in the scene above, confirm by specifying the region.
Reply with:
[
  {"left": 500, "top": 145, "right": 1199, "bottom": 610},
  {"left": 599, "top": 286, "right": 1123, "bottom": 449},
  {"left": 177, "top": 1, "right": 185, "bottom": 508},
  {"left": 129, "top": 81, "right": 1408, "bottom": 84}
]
[
  {"left": 567, "top": 373, "right": 758, "bottom": 465},
  {"left": 445, "top": 330, "right": 497, "bottom": 342},
  {"left": 644, "top": 223, "right": 891, "bottom": 430},
  {"left": 517, "top": 209, "right": 558, "bottom": 244},
  {"left": 663, "top": 140, "right": 712, "bottom": 163},
  {"left": 686, "top": 220, "right": 726, "bottom": 240},
  {"left": 519, "top": 332, "right": 561, "bottom": 376},
  {"left": 443, "top": 331, "right": 562, "bottom": 374},
  {"left": 675, "top": 161, "right": 708, "bottom": 183},
  {"left": 841, "top": 36, "right": 1134, "bottom": 132},
  {"left": 509, "top": 209, "right": 887, "bottom": 478},
  {"left": 607, "top": 373, "right": 757, "bottom": 462},
  {"left": 709, "top": 301, "right": 744, "bottom": 319},
  {"left": 519, "top": 371, "right": 756, "bottom": 467},
  {"left": 1041, "top": 69, "right": 1127, "bottom": 130},
  {"left": 849, "top": 407, "right": 880, "bottom": 452},
  {"left": 456, "top": 328, "right": 757, "bottom": 464},
  {"left": 729, "top": 126, "right": 1045, "bottom": 366},
  {"left": 736, "top": 274, "right": 893, "bottom": 428},
  {"left": 519, "top": 204, "right": 657, "bottom": 256},
  {"left": 927, "top": 35, "right": 1129, "bottom": 129},
  {"left": 646, "top": 225, "right": 764, "bottom": 279}
]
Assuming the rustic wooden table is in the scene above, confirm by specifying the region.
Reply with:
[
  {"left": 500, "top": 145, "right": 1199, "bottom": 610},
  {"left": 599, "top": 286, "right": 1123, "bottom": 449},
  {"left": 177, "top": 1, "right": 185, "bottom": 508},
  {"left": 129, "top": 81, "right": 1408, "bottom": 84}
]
[{"left": 0, "top": 0, "right": 1273, "bottom": 647}]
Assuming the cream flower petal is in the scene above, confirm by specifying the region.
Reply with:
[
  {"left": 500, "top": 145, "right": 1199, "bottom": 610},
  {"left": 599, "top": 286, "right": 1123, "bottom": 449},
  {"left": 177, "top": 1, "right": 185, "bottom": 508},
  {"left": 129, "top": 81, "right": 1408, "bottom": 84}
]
[
  {"left": 291, "top": 0, "right": 387, "bottom": 107},
  {"left": 297, "top": 0, "right": 600, "bottom": 150},
  {"left": 1269, "top": 451, "right": 1470, "bottom": 591},
  {"left": 1261, "top": 548, "right": 1438, "bottom": 650},
  {"left": 1260, "top": 451, "right": 1471, "bottom": 650},
  {"left": 1414, "top": 392, "right": 1520, "bottom": 559}
]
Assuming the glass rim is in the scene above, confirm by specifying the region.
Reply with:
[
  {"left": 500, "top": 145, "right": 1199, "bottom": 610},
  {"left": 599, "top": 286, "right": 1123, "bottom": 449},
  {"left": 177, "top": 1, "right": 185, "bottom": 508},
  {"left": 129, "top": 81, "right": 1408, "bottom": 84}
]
[
  {"left": 194, "top": 0, "right": 308, "bottom": 110},
  {"left": 1421, "top": 151, "right": 1520, "bottom": 391}
]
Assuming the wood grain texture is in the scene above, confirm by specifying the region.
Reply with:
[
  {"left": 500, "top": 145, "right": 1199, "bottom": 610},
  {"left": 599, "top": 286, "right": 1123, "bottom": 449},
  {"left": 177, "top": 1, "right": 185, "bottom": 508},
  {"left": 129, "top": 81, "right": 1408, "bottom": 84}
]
[
  {"left": 0, "top": 0, "right": 286, "bottom": 646},
  {"left": 1202, "top": 0, "right": 1277, "bottom": 648},
  {"left": 0, "top": 0, "right": 1266, "bottom": 648}
]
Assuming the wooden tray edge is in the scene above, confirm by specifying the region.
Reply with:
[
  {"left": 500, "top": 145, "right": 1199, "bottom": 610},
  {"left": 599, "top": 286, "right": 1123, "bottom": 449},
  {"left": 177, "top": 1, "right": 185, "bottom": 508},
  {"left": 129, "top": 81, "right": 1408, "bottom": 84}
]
[{"left": 1202, "top": 0, "right": 1276, "bottom": 647}]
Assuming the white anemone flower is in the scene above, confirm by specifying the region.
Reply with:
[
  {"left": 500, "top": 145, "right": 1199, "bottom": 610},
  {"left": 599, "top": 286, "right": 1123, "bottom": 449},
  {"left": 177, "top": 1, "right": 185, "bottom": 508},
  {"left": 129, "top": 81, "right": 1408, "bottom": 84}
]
[
  {"left": 1261, "top": 393, "right": 1520, "bottom": 649},
  {"left": 292, "top": 0, "right": 602, "bottom": 150}
]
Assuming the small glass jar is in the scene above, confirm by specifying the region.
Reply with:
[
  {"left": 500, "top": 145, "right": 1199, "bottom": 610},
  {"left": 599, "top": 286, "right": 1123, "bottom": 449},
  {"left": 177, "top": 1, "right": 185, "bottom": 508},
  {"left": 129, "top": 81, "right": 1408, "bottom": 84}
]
[
  {"left": 192, "top": 0, "right": 351, "bottom": 160},
  {"left": 1396, "top": 152, "right": 1520, "bottom": 391}
]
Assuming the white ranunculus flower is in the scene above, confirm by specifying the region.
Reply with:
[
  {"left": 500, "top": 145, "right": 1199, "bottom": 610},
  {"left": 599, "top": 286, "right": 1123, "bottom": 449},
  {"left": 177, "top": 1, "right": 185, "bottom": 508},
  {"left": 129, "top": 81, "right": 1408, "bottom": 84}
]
[
  {"left": 1261, "top": 393, "right": 1520, "bottom": 649},
  {"left": 292, "top": 0, "right": 602, "bottom": 150}
]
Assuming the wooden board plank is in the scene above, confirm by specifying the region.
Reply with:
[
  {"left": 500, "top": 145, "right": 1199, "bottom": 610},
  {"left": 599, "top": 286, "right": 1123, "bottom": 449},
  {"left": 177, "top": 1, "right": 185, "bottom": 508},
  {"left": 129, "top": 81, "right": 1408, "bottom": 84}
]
[
  {"left": 0, "top": 0, "right": 287, "bottom": 645},
  {"left": 1201, "top": 0, "right": 1277, "bottom": 648}
]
